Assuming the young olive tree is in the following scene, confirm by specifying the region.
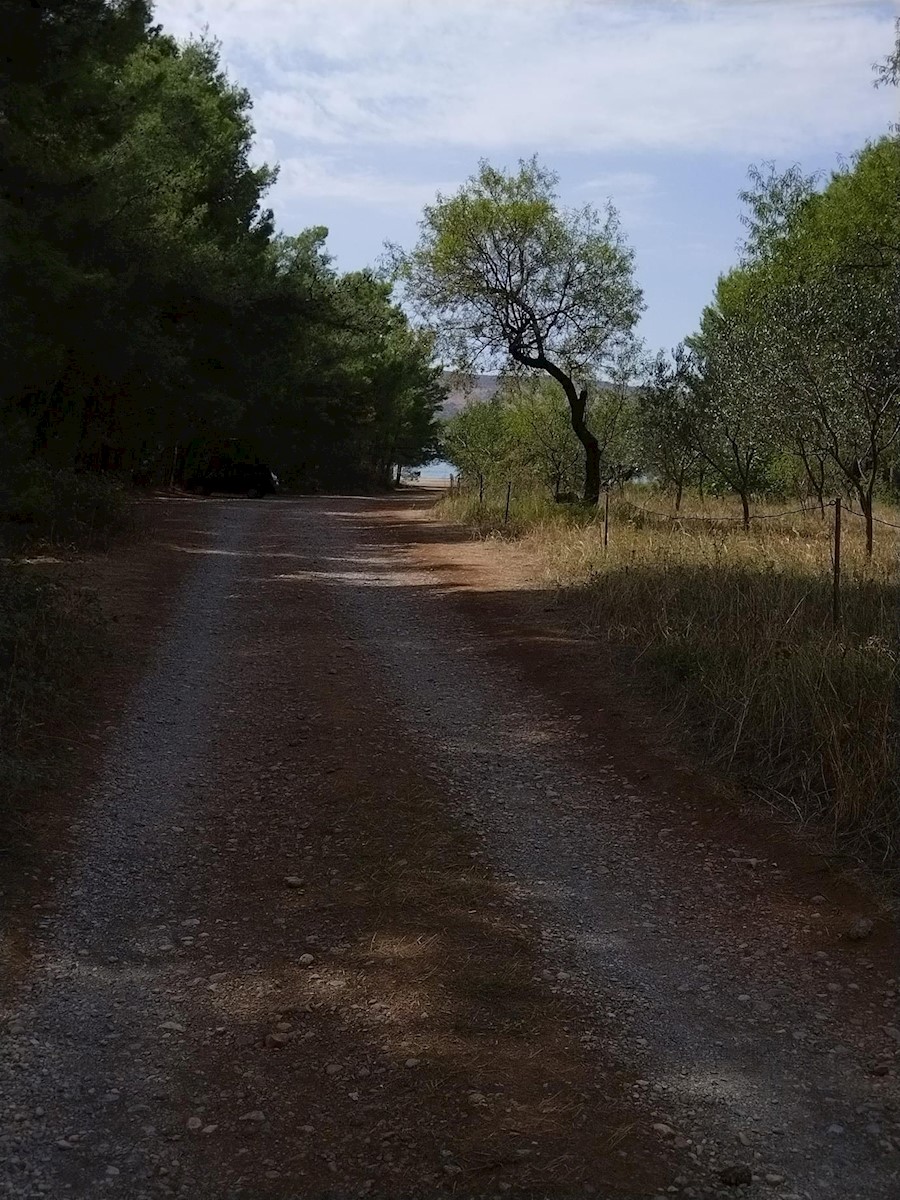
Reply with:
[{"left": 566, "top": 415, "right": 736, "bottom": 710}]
[
  {"left": 685, "top": 304, "right": 777, "bottom": 529},
  {"left": 589, "top": 344, "right": 644, "bottom": 491},
  {"left": 391, "top": 158, "right": 643, "bottom": 504},
  {"left": 638, "top": 348, "right": 701, "bottom": 510},
  {"left": 732, "top": 144, "right": 900, "bottom": 553},
  {"left": 499, "top": 377, "right": 583, "bottom": 499},
  {"left": 442, "top": 399, "right": 510, "bottom": 503}
]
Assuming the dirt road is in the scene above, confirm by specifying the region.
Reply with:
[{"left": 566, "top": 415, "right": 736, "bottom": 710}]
[{"left": 1, "top": 494, "right": 898, "bottom": 1199}]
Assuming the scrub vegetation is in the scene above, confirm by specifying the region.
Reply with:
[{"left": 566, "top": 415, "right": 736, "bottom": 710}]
[
  {"left": 439, "top": 484, "right": 900, "bottom": 868},
  {"left": 430, "top": 35, "right": 900, "bottom": 869}
]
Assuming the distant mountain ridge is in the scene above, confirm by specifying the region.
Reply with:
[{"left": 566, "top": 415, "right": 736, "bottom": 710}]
[
  {"left": 440, "top": 372, "right": 637, "bottom": 418},
  {"left": 441, "top": 373, "right": 500, "bottom": 417}
]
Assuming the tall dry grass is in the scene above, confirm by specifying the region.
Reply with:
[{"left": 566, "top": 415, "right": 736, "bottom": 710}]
[{"left": 438, "top": 486, "right": 900, "bottom": 869}]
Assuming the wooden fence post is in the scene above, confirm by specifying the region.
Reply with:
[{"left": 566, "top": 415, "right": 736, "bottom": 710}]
[
  {"left": 504, "top": 480, "right": 512, "bottom": 525},
  {"left": 832, "top": 497, "right": 842, "bottom": 628},
  {"left": 603, "top": 490, "right": 610, "bottom": 550}
]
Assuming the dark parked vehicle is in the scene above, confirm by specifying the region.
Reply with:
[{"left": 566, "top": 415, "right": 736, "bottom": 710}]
[{"left": 189, "top": 462, "right": 278, "bottom": 498}]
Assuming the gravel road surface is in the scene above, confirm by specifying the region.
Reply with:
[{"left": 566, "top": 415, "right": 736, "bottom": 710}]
[{"left": 1, "top": 494, "right": 897, "bottom": 1200}]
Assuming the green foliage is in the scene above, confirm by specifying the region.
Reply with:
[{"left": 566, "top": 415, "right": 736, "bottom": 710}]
[
  {"left": 443, "top": 374, "right": 641, "bottom": 501},
  {"left": 246, "top": 249, "right": 445, "bottom": 490},
  {"left": 396, "top": 158, "right": 641, "bottom": 372},
  {"left": 1, "top": 3, "right": 442, "bottom": 497},
  {"left": 502, "top": 378, "right": 583, "bottom": 498},
  {"left": 687, "top": 137, "right": 900, "bottom": 547},
  {"left": 394, "top": 157, "right": 643, "bottom": 501},
  {"left": 436, "top": 136, "right": 898, "bottom": 538},
  {"left": 0, "top": 563, "right": 103, "bottom": 796},
  {"left": 637, "top": 351, "right": 701, "bottom": 507},
  {"left": 0, "top": 464, "right": 132, "bottom": 550},
  {"left": 443, "top": 399, "right": 512, "bottom": 497}
]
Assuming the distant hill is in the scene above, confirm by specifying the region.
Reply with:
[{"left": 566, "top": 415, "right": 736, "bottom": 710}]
[
  {"left": 441, "top": 373, "right": 500, "bottom": 418},
  {"left": 440, "top": 371, "right": 638, "bottom": 418}
]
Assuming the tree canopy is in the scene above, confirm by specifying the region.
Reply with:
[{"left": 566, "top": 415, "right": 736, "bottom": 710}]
[
  {"left": 393, "top": 158, "right": 643, "bottom": 503},
  {"left": 0, "top": 1, "right": 443, "bottom": 493},
  {"left": 684, "top": 136, "right": 900, "bottom": 548},
  {"left": 437, "top": 131, "right": 899, "bottom": 553},
  {"left": 4, "top": 3, "right": 897, "bottom": 523}
]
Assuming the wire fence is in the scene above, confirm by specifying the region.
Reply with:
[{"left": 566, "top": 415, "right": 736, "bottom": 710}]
[
  {"left": 452, "top": 476, "right": 900, "bottom": 629},
  {"left": 615, "top": 498, "right": 813, "bottom": 525},
  {"left": 843, "top": 506, "right": 900, "bottom": 532},
  {"left": 614, "top": 494, "right": 900, "bottom": 628}
]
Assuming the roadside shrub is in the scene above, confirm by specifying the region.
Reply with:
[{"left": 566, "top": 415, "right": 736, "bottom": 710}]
[
  {"left": 0, "top": 563, "right": 103, "bottom": 798},
  {"left": 0, "top": 462, "right": 133, "bottom": 550},
  {"left": 439, "top": 486, "right": 595, "bottom": 539}
]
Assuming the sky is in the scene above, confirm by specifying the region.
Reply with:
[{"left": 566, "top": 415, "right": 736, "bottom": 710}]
[{"left": 155, "top": 0, "right": 899, "bottom": 354}]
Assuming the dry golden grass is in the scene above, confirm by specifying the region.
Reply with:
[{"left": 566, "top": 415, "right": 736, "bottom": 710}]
[{"left": 438, "top": 486, "right": 900, "bottom": 870}]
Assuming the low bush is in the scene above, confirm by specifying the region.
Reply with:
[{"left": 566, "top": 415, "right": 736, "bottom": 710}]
[
  {"left": 0, "top": 462, "right": 134, "bottom": 551},
  {"left": 0, "top": 563, "right": 103, "bottom": 799}
]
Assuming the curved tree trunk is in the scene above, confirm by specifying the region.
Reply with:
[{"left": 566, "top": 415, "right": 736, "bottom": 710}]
[
  {"left": 537, "top": 360, "right": 601, "bottom": 504},
  {"left": 571, "top": 388, "right": 601, "bottom": 505}
]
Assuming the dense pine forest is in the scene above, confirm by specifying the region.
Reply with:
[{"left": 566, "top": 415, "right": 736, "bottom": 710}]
[{"left": 1, "top": 0, "right": 444, "bottom": 508}]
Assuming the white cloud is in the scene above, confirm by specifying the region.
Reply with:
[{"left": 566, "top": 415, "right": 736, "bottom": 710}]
[
  {"left": 157, "top": 0, "right": 896, "bottom": 158},
  {"left": 575, "top": 170, "right": 660, "bottom": 227},
  {"left": 271, "top": 155, "right": 457, "bottom": 209},
  {"left": 579, "top": 172, "right": 657, "bottom": 197}
]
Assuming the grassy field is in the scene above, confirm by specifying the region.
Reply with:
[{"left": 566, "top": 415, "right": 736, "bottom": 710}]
[{"left": 438, "top": 485, "right": 900, "bottom": 873}]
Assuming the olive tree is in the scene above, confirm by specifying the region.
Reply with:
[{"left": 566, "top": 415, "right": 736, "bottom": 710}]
[
  {"left": 638, "top": 349, "right": 701, "bottom": 510},
  {"left": 728, "top": 144, "right": 900, "bottom": 553},
  {"left": 685, "top": 308, "right": 777, "bottom": 529},
  {"left": 442, "top": 399, "right": 510, "bottom": 503},
  {"left": 392, "top": 158, "right": 643, "bottom": 504},
  {"left": 500, "top": 377, "right": 583, "bottom": 499}
]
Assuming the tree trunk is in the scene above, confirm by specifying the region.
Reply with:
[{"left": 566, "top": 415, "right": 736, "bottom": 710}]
[
  {"left": 583, "top": 441, "right": 601, "bottom": 504},
  {"left": 798, "top": 449, "right": 826, "bottom": 519},
  {"left": 740, "top": 491, "right": 750, "bottom": 531},
  {"left": 674, "top": 477, "right": 683, "bottom": 512},
  {"left": 571, "top": 388, "right": 601, "bottom": 505},
  {"left": 395, "top": 463, "right": 402, "bottom": 486},
  {"left": 861, "top": 489, "right": 874, "bottom": 558},
  {"left": 529, "top": 357, "right": 600, "bottom": 505}
]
